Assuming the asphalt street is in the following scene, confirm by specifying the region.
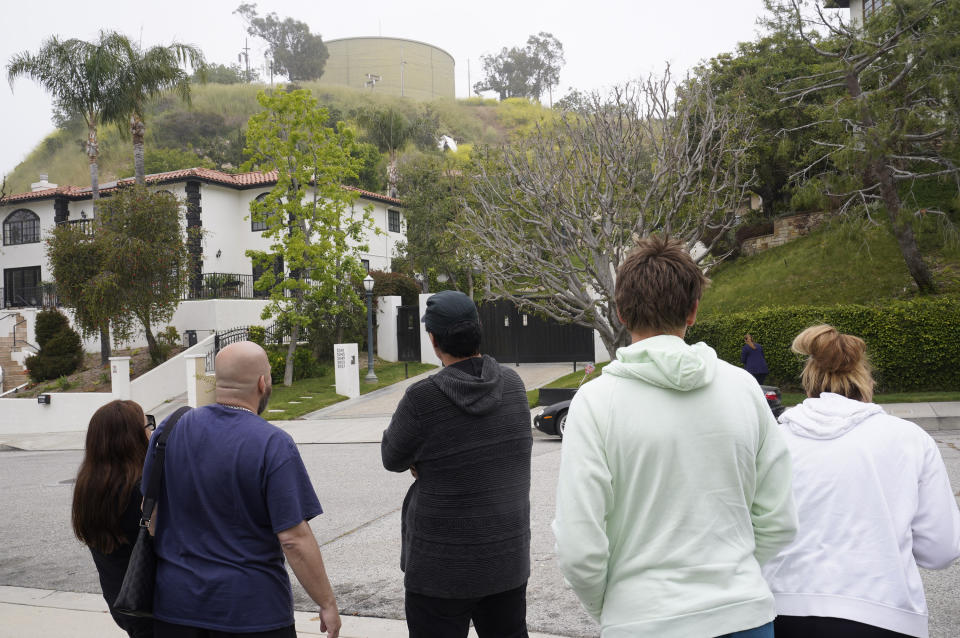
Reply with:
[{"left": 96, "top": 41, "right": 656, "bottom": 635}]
[{"left": 1, "top": 431, "right": 959, "bottom": 637}]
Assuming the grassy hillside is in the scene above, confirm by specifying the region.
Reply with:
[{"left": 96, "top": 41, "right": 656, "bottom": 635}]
[
  {"left": 699, "top": 216, "right": 960, "bottom": 318},
  {"left": 5, "top": 83, "right": 549, "bottom": 194}
]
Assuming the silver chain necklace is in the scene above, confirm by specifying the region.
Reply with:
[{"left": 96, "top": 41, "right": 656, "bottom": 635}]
[{"left": 218, "top": 403, "right": 255, "bottom": 415}]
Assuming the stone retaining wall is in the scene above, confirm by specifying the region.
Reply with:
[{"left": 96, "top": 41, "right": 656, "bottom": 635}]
[{"left": 742, "top": 212, "right": 828, "bottom": 256}]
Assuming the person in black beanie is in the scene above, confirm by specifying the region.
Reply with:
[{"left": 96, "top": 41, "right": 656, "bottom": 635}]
[{"left": 381, "top": 290, "right": 533, "bottom": 638}]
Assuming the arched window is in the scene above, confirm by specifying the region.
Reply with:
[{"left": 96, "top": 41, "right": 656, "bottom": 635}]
[
  {"left": 3, "top": 209, "right": 40, "bottom": 246},
  {"left": 251, "top": 193, "right": 269, "bottom": 232}
]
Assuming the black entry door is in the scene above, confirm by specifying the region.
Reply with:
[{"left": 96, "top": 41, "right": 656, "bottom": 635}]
[
  {"left": 397, "top": 305, "right": 421, "bottom": 362},
  {"left": 3, "top": 266, "right": 41, "bottom": 308}
]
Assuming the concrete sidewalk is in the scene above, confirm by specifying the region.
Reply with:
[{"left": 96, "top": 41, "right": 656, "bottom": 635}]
[{"left": 0, "top": 586, "right": 564, "bottom": 638}]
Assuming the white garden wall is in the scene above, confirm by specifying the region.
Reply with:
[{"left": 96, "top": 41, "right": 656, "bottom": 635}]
[
  {"left": 131, "top": 334, "right": 216, "bottom": 413},
  {"left": 0, "top": 392, "right": 113, "bottom": 435}
]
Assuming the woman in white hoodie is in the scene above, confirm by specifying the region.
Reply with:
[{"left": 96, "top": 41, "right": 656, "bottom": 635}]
[{"left": 763, "top": 325, "right": 960, "bottom": 638}]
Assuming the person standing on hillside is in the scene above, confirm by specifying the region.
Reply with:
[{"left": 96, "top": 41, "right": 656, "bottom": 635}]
[
  {"left": 144, "top": 341, "right": 341, "bottom": 638},
  {"left": 382, "top": 290, "right": 533, "bottom": 638},
  {"left": 742, "top": 333, "right": 770, "bottom": 385},
  {"left": 553, "top": 236, "right": 797, "bottom": 638}
]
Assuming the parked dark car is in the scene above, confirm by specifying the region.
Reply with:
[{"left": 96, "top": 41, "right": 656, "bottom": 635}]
[{"left": 534, "top": 385, "right": 785, "bottom": 439}]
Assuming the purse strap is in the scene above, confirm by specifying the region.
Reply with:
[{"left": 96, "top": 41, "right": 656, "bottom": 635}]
[{"left": 141, "top": 405, "right": 191, "bottom": 527}]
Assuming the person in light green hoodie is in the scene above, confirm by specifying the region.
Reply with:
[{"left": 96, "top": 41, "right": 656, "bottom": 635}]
[{"left": 553, "top": 236, "right": 797, "bottom": 638}]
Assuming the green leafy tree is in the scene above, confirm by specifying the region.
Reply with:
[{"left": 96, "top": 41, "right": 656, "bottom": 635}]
[
  {"left": 474, "top": 33, "right": 565, "bottom": 102},
  {"left": 234, "top": 4, "right": 328, "bottom": 82},
  {"left": 46, "top": 218, "right": 121, "bottom": 366},
  {"left": 766, "top": 0, "right": 960, "bottom": 293},
  {"left": 356, "top": 107, "right": 439, "bottom": 196},
  {"left": 525, "top": 32, "right": 565, "bottom": 105},
  {"left": 396, "top": 152, "right": 480, "bottom": 295},
  {"left": 695, "top": 32, "right": 834, "bottom": 219},
  {"left": 194, "top": 62, "right": 247, "bottom": 84},
  {"left": 126, "top": 147, "right": 215, "bottom": 176},
  {"left": 46, "top": 187, "right": 189, "bottom": 365},
  {"left": 474, "top": 47, "right": 532, "bottom": 101},
  {"left": 243, "top": 88, "right": 374, "bottom": 386}
]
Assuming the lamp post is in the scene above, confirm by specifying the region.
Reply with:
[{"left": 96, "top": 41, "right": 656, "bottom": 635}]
[{"left": 363, "top": 274, "right": 378, "bottom": 383}]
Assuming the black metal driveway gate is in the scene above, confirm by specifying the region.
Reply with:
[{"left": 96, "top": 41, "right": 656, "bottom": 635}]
[{"left": 478, "top": 299, "right": 594, "bottom": 364}]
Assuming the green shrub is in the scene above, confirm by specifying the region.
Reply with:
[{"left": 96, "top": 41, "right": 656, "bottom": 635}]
[
  {"left": 26, "top": 324, "right": 84, "bottom": 382},
  {"left": 34, "top": 309, "right": 71, "bottom": 349},
  {"left": 248, "top": 325, "right": 266, "bottom": 346},
  {"left": 371, "top": 270, "right": 420, "bottom": 305},
  {"left": 265, "top": 345, "right": 327, "bottom": 384},
  {"left": 687, "top": 298, "right": 960, "bottom": 393},
  {"left": 155, "top": 326, "right": 181, "bottom": 361}
]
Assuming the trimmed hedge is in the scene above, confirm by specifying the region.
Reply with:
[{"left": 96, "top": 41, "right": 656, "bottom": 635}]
[
  {"left": 26, "top": 309, "right": 85, "bottom": 382},
  {"left": 686, "top": 298, "right": 960, "bottom": 392}
]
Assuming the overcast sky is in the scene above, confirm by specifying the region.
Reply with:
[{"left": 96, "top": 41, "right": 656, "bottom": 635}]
[{"left": 0, "top": 0, "right": 777, "bottom": 184}]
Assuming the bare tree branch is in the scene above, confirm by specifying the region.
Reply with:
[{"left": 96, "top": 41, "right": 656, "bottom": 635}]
[{"left": 461, "top": 73, "right": 755, "bottom": 356}]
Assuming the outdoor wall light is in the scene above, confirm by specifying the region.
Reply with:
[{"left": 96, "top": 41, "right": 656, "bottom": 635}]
[
  {"left": 216, "top": 249, "right": 222, "bottom": 258},
  {"left": 37, "top": 394, "right": 51, "bottom": 405}
]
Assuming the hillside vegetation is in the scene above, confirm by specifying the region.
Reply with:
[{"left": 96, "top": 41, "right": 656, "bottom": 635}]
[
  {"left": 699, "top": 215, "right": 960, "bottom": 318},
  {"left": 6, "top": 83, "right": 550, "bottom": 194}
]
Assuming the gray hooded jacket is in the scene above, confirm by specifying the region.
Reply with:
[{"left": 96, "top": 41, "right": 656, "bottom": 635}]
[{"left": 381, "top": 354, "right": 532, "bottom": 598}]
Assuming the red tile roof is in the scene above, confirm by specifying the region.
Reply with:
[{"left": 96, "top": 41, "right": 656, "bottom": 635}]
[{"left": 0, "top": 167, "right": 401, "bottom": 206}]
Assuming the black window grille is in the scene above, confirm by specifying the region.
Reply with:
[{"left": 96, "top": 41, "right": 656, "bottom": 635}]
[
  {"left": 251, "top": 193, "right": 269, "bottom": 231},
  {"left": 388, "top": 209, "right": 401, "bottom": 233},
  {"left": 3, "top": 265, "right": 42, "bottom": 307},
  {"left": 3, "top": 209, "right": 40, "bottom": 246}
]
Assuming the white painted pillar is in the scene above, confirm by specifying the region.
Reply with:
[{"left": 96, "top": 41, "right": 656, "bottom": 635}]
[
  {"left": 418, "top": 293, "right": 441, "bottom": 367},
  {"left": 110, "top": 356, "right": 131, "bottom": 400},
  {"left": 593, "top": 330, "right": 611, "bottom": 363},
  {"left": 184, "top": 354, "right": 208, "bottom": 407},
  {"left": 377, "top": 295, "right": 402, "bottom": 362}
]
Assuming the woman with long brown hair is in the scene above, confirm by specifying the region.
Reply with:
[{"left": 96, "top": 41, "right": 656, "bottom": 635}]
[
  {"left": 72, "top": 399, "right": 153, "bottom": 638},
  {"left": 762, "top": 325, "right": 960, "bottom": 638}
]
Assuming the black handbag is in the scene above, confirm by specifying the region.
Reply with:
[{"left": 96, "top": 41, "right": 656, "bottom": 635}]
[{"left": 114, "top": 406, "right": 191, "bottom": 617}]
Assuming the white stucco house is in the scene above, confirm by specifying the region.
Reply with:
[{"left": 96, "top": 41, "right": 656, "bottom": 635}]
[
  {"left": 0, "top": 168, "right": 405, "bottom": 386},
  {"left": 825, "top": 0, "right": 889, "bottom": 26}
]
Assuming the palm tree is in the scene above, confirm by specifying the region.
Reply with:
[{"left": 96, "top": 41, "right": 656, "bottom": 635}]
[
  {"left": 8, "top": 32, "right": 130, "bottom": 365},
  {"left": 7, "top": 32, "right": 130, "bottom": 205},
  {"left": 116, "top": 42, "right": 206, "bottom": 184}
]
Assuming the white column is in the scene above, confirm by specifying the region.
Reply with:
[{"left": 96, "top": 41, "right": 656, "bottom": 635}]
[
  {"left": 593, "top": 330, "right": 611, "bottom": 363},
  {"left": 377, "top": 295, "right": 402, "bottom": 362},
  {"left": 184, "top": 354, "right": 208, "bottom": 407},
  {"left": 110, "top": 356, "right": 131, "bottom": 400},
  {"left": 418, "top": 293, "right": 441, "bottom": 366}
]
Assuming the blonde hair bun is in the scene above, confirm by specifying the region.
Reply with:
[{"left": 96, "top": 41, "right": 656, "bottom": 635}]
[{"left": 792, "top": 324, "right": 874, "bottom": 401}]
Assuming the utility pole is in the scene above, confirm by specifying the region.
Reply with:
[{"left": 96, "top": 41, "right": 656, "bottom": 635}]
[{"left": 238, "top": 38, "right": 251, "bottom": 82}]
